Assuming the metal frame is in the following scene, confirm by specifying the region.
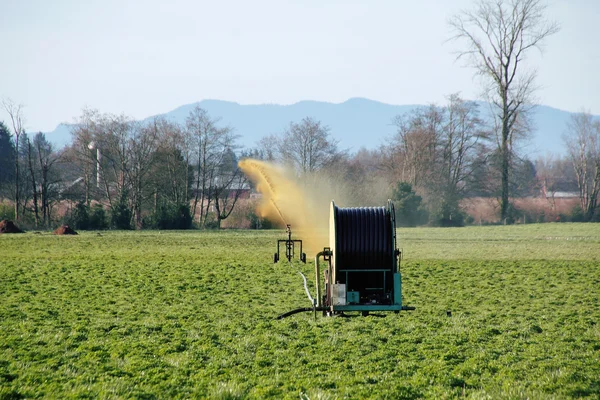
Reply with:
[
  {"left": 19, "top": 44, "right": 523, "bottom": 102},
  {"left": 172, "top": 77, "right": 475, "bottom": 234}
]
[{"left": 274, "top": 224, "right": 306, "bottom": 263}]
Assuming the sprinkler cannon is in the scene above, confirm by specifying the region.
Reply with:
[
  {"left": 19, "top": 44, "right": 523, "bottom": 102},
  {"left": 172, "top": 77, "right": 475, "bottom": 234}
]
[
  {"left": 276, "top": 200, "right": 415, "bottom": 319},
  {"left": 274, "top": 224, "right": 306, "bottom": 264}
]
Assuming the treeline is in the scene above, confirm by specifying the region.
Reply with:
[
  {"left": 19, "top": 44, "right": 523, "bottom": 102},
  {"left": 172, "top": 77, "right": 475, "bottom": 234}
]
[
  {"left": 1, "top": 94, "right": 599, "bottom": 229},
  {"left": 254, "top": 94, "right": 582, "bottom": 226},
  {"left": 0, "top": 103, "right": 249, "bottom": 230},
  {"left": 64, "top": 107, "right": 248, "bottom": 230}
]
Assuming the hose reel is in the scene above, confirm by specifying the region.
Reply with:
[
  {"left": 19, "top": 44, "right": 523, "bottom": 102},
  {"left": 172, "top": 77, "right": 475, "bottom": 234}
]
[
  {"left": 328, "top": 201, "right": 398, "bottom": 308},
  {"left": 276, "top": 200, "right": 414, "bottom": 319}
]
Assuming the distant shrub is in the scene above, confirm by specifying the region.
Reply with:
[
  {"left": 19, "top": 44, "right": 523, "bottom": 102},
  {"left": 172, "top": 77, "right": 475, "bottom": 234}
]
[
  {"left": 513, "top": 205, "right": 543, "bottom": 224},
  {"left": 72, "top": 202, "right": 90, "bottom": 230},
  {"left": 392, "top": 182, "right": 428, "bottom": 227},
  {"left": 537, "top": 210, "right": 546, "bottom": 223},
  {"left": 571, "top": 205, "right": 585, "bottom": 222},
  {"left": 249, "top": 211, "right": 276, "bottom": 229},
  {"left": 430, "top": 200, "right": 466, "bottom": 227},
  {"left": 557, "top": 213, "right": 570, "bottom": 222},
  {"left": 219, "top": 200, "right": 250, "bottom": 229},
  {"left": 503, "top": 203, "right": 519, "bottom": 225},
  {"left": 89, "top": 204, "right": 108, "bottom": 230},
  {"left": 64, "top": 202, "right": 107, "bottom": 230},
  {"left": 203, "top": 215, "right": 220, "bottom": 230},
  {"left": 0, "top": 202, "right": 15, "bottom": 221},
  {"left": 111, "top": 202, "right": 132, "bottom": 230},
  {"left": 148, "top": 202, "right": 192, "bottom": 230}
]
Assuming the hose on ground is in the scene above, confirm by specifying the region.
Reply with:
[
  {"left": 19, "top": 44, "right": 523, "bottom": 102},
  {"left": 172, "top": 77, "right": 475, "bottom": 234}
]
[
  {"left": 288, "top": 260, "right": 314, "bottom": 306},
  {"left": 276, "top": 307, "right": 326, "bottom": 320}
]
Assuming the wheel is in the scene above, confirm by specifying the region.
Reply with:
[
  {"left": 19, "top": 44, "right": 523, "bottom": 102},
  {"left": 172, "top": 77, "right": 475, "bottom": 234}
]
[
  {"left": 362, "top": 311, "right": 369, "bottom": 317},
  {"left": 301, "top": 252, "right": 306, "bottom": 263},
  {"left": 273, "top": 253, "right": 279, "bottom": 263}
]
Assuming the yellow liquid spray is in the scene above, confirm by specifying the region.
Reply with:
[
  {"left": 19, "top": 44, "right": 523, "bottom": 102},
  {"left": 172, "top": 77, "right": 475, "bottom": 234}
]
[{"left": 238, "top": 159, "right": 331, "bottom": 256}]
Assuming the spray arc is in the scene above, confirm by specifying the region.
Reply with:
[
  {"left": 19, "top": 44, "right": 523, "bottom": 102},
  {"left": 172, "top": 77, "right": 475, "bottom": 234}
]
[{"left": 238, "top": 159, "right": 328, "bottom": 256}]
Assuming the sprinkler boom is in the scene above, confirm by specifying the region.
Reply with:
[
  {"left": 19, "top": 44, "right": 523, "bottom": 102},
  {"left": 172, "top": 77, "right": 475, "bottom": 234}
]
[{"left": 274, "top": 224, "right": 307, "bottom": 264}]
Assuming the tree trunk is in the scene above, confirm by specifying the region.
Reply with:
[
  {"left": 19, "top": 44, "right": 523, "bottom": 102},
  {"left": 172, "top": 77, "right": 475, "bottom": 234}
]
[
  {"left": 192, "top": 148, "right": 201, "bottom": 224},
  {"left": 214, "top": 198, "right": 222, "bottom": 229},
  {"left": 500, "top": 137, "right": 510, "bottom": 221},
  {"left": 36, "top": 143, "right": 47, "bottom": 226},
  {"left": 199, "top": 145, "right": 208, "bottom": 227},
  {"left": 500, "top": 100, "right": 511, "bottom": 222},
  {"left": 185, "top": 157, "right": 189, "bottom": 204},
  {"left": 27, "top": 139, "right": 39, "bottom": 226},
  {"left": 42, "top": 166, "right": 48, "bottom": 226},
  {"left": 14, "top": 134, "right": 19, "bottom": 221}
]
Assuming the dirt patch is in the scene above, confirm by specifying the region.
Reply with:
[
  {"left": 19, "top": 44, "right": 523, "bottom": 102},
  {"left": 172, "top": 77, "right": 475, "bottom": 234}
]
[
  {"left": 0, "top": 220, "right": 24, "bottom": 234},
  {"left": 53, "top": 225, "right": 78, "bottom": 235}
]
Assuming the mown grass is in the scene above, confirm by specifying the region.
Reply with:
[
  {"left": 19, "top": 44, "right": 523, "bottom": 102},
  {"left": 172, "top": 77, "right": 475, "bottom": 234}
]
[{"left": 1, "top": 224, "right": 599, "bottom": 399}]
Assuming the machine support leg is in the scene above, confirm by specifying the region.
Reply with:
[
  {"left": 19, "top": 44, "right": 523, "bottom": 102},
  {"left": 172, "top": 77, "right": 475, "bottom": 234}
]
[
  {"left": 315, "top": 249, "right": 331, "bottom": 308},
  {"left": 315, "top": 252, "right": 322, "bottom": 307},
  {"left": 394, "top": 272, "right": 402, "bottom": 307}
]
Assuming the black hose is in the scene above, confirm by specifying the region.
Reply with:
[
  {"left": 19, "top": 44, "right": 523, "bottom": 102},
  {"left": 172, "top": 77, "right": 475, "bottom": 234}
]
[
  {"left": 333, "top": 205, "right": 394, "bottom": 271},
  {"left": 333, "top": 205, "right": 395, "bottom": 295},
  {"left": 275, "top": 307, "right": 326, "bottom": 320}
]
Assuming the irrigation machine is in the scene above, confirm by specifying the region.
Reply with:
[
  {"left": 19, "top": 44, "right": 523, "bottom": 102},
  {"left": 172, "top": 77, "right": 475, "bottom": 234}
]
[{"left": 276, "top": 200, "right": 415, "bottom": 319}]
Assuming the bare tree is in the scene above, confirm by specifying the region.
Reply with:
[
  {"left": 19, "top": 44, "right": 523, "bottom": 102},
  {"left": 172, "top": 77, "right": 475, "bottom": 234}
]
[
  {"left": 535, "top": 154, "right": 576, "bottom": 212},
  {"left": 127, "top": 120, "right": 160, "bottom": 229},
  {"left": 337, "top": 148, "right": 389, "bottom": 206},
  {"left": 278, "top": 117, "right": 341, "bottom": 176},
  {"left": 565, "top": 112, "right": 600, "bottom": 221},
  {"left": 2, "top": 98, "right": 25, "bottom": 220},
  {"left": 449, "top": 0, "right": 559, "bottom": 221},
  {"left": 212, "top": 149, "right": 247, "bottom": 228},
  {"left": 256, "top": 135, "right": 278, "bottom": 162},
  {"left": 153, "top": 118, "right": 189, "bottom": 208},
  {"left": 385, "top": 96, "right": 488, "bottom": 223},
  {"left": 434, "top": 95, "right": 489, "bottom": 220},
  {"left": 442, "top": 97, "right": 488, "bottom": 187},
  {"left": 70, "top": 108, "right": 104, "bottom": 205},
  {"left": 389, "top": 106, "right": 442, "bottom": 189},
  {"left": 25, "top": 137, "right": 40, "bottom": 226},
  {"left": 34, "top": 133, "right": 60, "bottom": 226},
  {"left": 186, "top": 106, "right": 237, "bottom": 227}
]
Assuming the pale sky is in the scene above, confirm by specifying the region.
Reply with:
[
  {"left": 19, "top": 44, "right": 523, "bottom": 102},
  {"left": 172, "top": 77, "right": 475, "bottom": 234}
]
[{"left": 1, "top": 0, "right": 598, "bottom": 132}]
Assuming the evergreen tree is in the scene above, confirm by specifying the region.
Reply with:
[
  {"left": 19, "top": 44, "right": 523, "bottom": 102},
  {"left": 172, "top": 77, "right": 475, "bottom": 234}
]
[
  {"left": 392, "top": 182, "right": 428, "bottom": 227},
  {"left": 0, "top": 122, "right": 15, "bottom": 194}
]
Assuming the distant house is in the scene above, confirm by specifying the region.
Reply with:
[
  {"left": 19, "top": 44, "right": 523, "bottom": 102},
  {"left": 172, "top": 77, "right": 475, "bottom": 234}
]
[
  {"left": 224, "top": 181, "right": 252, "bottom": 199},
  {"left": 548, "top": 191, "right": 579, "bottom": 199},
  {"left": 541, "top": 179, "right": 579, "bottom": 199}
]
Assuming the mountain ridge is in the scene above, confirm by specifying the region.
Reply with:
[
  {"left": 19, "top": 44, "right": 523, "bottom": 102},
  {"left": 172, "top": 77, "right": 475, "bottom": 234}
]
[{"left": 43, "top": 98, "right": 590, "bottom": 156}]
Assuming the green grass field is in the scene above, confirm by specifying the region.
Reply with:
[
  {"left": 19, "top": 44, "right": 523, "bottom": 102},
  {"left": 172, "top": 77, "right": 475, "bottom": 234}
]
[{"left": 1, "top": 224, "right": 599, "bottom": 399}]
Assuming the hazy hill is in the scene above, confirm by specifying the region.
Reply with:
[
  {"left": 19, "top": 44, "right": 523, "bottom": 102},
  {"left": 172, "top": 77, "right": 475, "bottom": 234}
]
[{"left": 45, "top": 98, "right": 586, "bottom": 156}]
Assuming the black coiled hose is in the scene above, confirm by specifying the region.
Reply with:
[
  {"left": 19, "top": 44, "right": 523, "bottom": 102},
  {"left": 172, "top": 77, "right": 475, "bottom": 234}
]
[{"left": 333, "top": 205, "right": 394, "bottom": 270}]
